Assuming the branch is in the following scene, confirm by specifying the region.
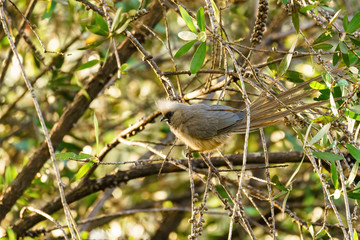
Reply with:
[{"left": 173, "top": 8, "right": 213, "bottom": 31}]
[
  {"left": 0, "top": 0, "right": 164, "bottom": 222},
  {"left": 12, "top": 151, "right": 316, "bottom": 235}
]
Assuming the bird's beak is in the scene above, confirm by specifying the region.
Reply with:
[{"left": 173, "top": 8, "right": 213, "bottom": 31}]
[{"left": 160, "top": 116, "right": 167, "bottom": 122}]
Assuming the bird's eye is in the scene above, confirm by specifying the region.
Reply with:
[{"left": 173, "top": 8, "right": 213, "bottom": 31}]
[{"left": 165, "top": 111, "right": 174, "bottom": 120}]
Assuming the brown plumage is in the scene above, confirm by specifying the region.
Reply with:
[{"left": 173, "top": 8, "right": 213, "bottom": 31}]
[{"left": 157, "top": 72, "right": 342, "bottom": 152}]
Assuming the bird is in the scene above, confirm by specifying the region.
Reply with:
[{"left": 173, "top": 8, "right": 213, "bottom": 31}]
[{"left": 156, "top": 75, "right": 336, "bottom": 152}]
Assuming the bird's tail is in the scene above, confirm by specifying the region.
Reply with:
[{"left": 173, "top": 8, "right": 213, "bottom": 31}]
[{"left": 234, "top": 68, "right": 346, "bottom": 133}]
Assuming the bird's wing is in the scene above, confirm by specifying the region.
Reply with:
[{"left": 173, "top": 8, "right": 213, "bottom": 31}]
[{"left": 181, "top": 104, "right": 242, "bottom": 139}]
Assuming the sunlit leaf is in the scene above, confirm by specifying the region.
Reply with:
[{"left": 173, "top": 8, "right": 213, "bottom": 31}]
[
  {"left": 300, "top": 5, "right": 316, "bottom": 13},
  {"left": 42, "top": 1, "right": 56, "bottom": 19},
  {"left": 210, "top": 0, "right": 220, "bottom": 23},
  {"left": 76, "top": 60, "right": 99, "bottom": 71},
  {"left": 309, "top": 81, "right": 327, "bottom": 90},
  {"left": 178, "top": 31, "right": 198, "bottom": 41},
  {"left": 174, "top": 40, "right": 196, "bottom": 58},
  {"left": 179, "top": 6, "right": 196, "bottom": 33},
  {"left": 313, "top": 30, "right": 334, "bottom": 44},
  {"left": 312, "top": 151, "right": 344, "bottom": 161},
  {"left": 278, "top": 36, "right": 298, "bottom": 76},
  {"left": 190, "top": 42, "right": 206, "bottom": 74},
  {"left": 73, "top": 160, "right": 95, "bottom": 181},
  {"left": 313, "top": 44, "right": 333, "bottom": 51},
  {"left": 111, "top": 7, "right": 125, "bottom": 32},
  {"left": 355, "top": 230, "right": 359, "bottom": 240},
  {"left": 345, "top": 109, "right": 360, "bottom": 121},
  {"left": 197, "top": 31, "right": 207, "bottom": 42},
  {"left": 311, "top": 116, "right": 334, "bottom": 124},
  {"left": 114, "top": 19, "right": 131, "bottom": 35},
  {"left": 55, "top": 152, "right": 78, "bottom": 160},
  {"left": 197, "top": 7, "right": 205, "bottom": 31},
  {"left": 349, "top": 105, "right": 360, "bottom": 114},
  {"left": 78, "top": 153, "right": 94, "bottom": 159},
  {"left": 309, "top": 123, "right": 330, "bottom": 145},
  {"left": 346, "top": 161, "right": 359, "bottom": 186},
  {"left": 346, "top": 144, "right": 360, "bottom": 162},
  {"left": 348, "top": 11, "right": 360, "bottom": 33},
  {"left": 328, "top": 9, "right": 341, "bottom": 27},
  {"left": 6, "top": 227, "right": 16, "bottom": 240}
]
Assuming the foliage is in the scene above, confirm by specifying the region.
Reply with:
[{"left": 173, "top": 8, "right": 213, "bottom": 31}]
[{"left": 1, "top": 0, "right": 360, "bottom": 239}]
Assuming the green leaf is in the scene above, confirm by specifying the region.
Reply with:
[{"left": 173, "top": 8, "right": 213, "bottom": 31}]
[
  {"left": 190, "top": 42, "right": 206, "bottom": 74},
  {"left": 111, "top": 7, "right": 124, "bottom": 32},
  {"left": 345, "top": 109, "right": 360, "bottom": 121},
  {"left": 343, "top": 13, "right": 349, "bottom": 32},
  {"left": 94, "top": 113, "right": 99, "bottom": 152},
  {"left": 291, "top": 5, "right": 300, "bottom": 33},
  {"left": 285, "top": 70, "right": 304, "bottom": 83},
  {"left": 73, "top": 160, "right": 95, "bottom": 182},
  {"left": 309, "top": 123, "right": 330, "bottom": 145},
  {"left": 76, "top": 60, "right": 99, "bottom": 71},
  {"left": 350, "top": 37, "right": 360, "bottom": 46},
  {"left": 215, "top": 185, "right": 233, "bottom": 204},
  {"left": 312, "top": 151, "right": 344, "bottom": 161},
  {"left": 339, "top": 41, "right": 348, "bottom": 54},
  {"left": 210, "top": 0, "right": 220, "bottom": 23},
  {"left": 355, "top": 230, "right": 359, "bottom": 240},
  {"left": 331, "top": 161, "right": 339, "bottom": 189},
  {"left": 309, "top": 81, "right": 327, "bottom": 90},
  {"left": 178, "top": 31, "right": 198, "bottom": 41},
  {"left": 311, "top": 116, "right": 334, "bottom": 124},
  {"left": 313, "top": 30, "right": 334, "bottom": 44},
  {"left": 179, "top": 6, "right": 196, "bottom": 33},
  {"left": 346, "top": 161, "right": 359, "bottom": 186},
  {"left": 346, "top": 144, "right": 360, "bottom": 162},
  {"left": 6, "top": 227, "right": 17, "bottom": 240},
  {"left": 347, "top": 192, "right": 360, "bottom": 200},
  {"left": 272, "top": 175, "right": 288, "bottom": 192},
  {"left": 5, "top": 166, "right": 17, "bottom": 185},
  {"left": 197, "top": 31, "right": 207, "bottom": 42},
  {"left": 348, "top": 11, "right": 360, "bottom": 33},
  {"left": 337, "top": 79, "right": 348, "bottom": 87},
  {"left": 333, "top": 44, "right": 341, "bottom": 66},
  {"left": 55, "top": 152, "right": 78, "bottom": 160},
  {"left": 114, "top": 19, "right": 131, "bottom": 35},
  {"left": 78, "top": 153, "right": 94, "bottom": 159},
  {"left": 196, "top": 7, "right": 205, "bottom": 31},
  {"left": 313, "top": 44, "right": 333, "bottom": 51},
  {"left": 42, "top": 1, "right": 57, "bottom": 19},
  {"left": 174, "top": 40, "right": 196, "bottom": 58},
  {"left": 87, "top": 25, "right": 109, "bottom": 36},
  {"left": 350, "top": 105, "right": 360, "bottom": 114},
  {"left": 278, "top": 36, "right": 298, "bottom": 76},
  {"left": 95, "top": 13, "right": 109, "bottom": 33},
  {"left": 300, "top": 5, "right": 316, "bottom": 13},
  {"left": 328, "top": 9, "right": 341, "bottom": 27}
]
